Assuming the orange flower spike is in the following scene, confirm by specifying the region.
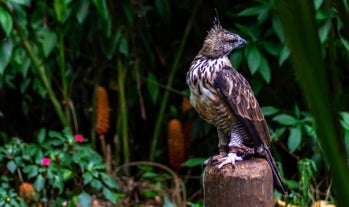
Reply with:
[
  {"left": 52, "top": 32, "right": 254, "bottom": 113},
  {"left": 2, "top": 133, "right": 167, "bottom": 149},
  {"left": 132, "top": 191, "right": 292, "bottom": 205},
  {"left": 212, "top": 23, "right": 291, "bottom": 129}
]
[
  {"left": 96, "top": 86, "right": 110, "bottom": 136},
  {"left": 167, "top": 119, "right": 186, "bottom": 170},
  {"left": 19, "top": 182, "right": 36, "bottom": 202}
]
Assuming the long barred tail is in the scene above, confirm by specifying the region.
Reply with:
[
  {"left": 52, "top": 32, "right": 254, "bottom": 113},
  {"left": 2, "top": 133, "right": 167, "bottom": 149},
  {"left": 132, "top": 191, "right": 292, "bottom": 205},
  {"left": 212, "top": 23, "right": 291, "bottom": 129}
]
[{"left": 263, "top": 146, "right": 287, "bottom": 195}]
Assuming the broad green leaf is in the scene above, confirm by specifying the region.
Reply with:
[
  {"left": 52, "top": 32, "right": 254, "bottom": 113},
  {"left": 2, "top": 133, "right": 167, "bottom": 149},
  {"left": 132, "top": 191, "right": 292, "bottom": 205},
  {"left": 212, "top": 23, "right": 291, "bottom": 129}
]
[
  {"left": 142, "top": 171, "right": 159, "bottom": 178},
  {"left": 103, "top": 188, "right": 116, "bottom": 204},
  {"left": 8, "top": 0, "right": 30, "bottom": 6},
  {"left": 121, "top": 2, "right": 134, "bottom": 25},
  {"left": 91, "top": 179, "right": 102, "bottom": 190},
  {"left": 61, "top": 168, "right": 74, "bottom": 181},
  {"left": 314, "top": 0, "right": 323, "bottom": 10},
  {"left": 50, "top": 173, "right": 64, "bottom": 194},
  {"left": 79, "top": 192, "right": 92, "bottom": 207},
  {"left": 163, "top": 196, "right": 176, "bottom": 207},
  {"left": 76, "top": 0, "right": 90, "bottom": 24},
  {"left": 13, "top": 47, "right": 30, "bottom": 77},
  {"left": 237, "top": 6, "right": 263, "bottom": 17},
  {"left": 182, "top": 157, "right": 206, "bottom": 167},
  {"left": 340, "top": 35, "right": 349, "bottom": 50},
  {"left": 37, "top": 128, "right": 46, "bottom": 144},
  {"left": 288, "top": 126, "right": 302, "bottom": 153},
  {"left": 262, "top": 41, "right": 280, "bottom": 56},
  {"left": 141, "top": 190, "right": 157, "bottom": 198},
  {"left": 36, "top": 28, "right": 57, "bottom": 57},
  {"left": 92, "top": 0, "right": 109, "bottom": 20},
  {"left": 318, "top": 20, "right": 331, "bottom": 43},
  {"left": 235, "top": 23, "right": 258, "bottom": 41},
  {"left": 48, "top": 130, "right": 64, "bottom": 139},
  {"left": 20, "top": 79, "right": 30, "bottom": 93},
  {"left": 100, "top": 173, "right": 118, "bottom": 189},
  {"left": 247, "top": 46, "right": 261, "bottom": 75},
  {"left": 272, "top": 114, "right": 298, "bottom": 126},
  {"left": 118, "top": 36, "right": 128, "bottom": 56},
  {"left": 83, "top": 172, "right": 93, "bottom": 185},
  {"left": 6, "top": 160, "right": 17, "bottom": 173},
  {"left": 101, "top": 30, "right": 120, "bottom": 60},
  {"left": 0, "top": 8, "right": 13, "bottom": 36},
  {"left": 155, "top": 0, "right": 171, "bottom": 25},
  {"left": 34, "top": 174, "right": 45, "bottom": 191},
  {"left": 54, "top": 0, "right": 72, "bottom": 23},
  {"left": 23, "top": 165, "right": 38, "bottom": 178},
  {"left": 261, "top": 106, "right": 279, "bottom": 116},
  {"left": 283, "top": 179, "right": 299, "bottom": 189},
  {"left": 147, "top": 72, "right": 159, "bottom": 103},
  {"left": 0, "top": 38, "right": 13, "bottom": 74},
  {"left": 272, "top": 17, "right": 284, "bottom": 42},
  {"left": 294, "top": 105, "right": 300, "bottom": 118},
  {"left": 258, "top": 55, "right": 271, "bottom": 83},
  {"left": 341, "top": 112, "right": 349, "bottom": 130},
  {"left": 279, "top": 45, "right": 290, "bottom": 66}
]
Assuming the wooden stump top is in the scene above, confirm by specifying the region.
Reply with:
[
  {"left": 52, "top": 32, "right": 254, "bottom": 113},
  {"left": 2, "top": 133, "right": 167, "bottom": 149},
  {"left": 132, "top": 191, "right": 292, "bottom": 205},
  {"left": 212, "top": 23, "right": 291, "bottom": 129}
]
[{"left": 204, "top": 158, "right": 274, "bottom": 207}]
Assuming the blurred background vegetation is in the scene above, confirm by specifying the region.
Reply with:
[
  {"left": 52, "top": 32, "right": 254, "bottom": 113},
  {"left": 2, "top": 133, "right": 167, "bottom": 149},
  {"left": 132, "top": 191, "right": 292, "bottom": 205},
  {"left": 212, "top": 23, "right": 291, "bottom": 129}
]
[{"left": 0, "top": 0, "right": 349, "bottom": 206}]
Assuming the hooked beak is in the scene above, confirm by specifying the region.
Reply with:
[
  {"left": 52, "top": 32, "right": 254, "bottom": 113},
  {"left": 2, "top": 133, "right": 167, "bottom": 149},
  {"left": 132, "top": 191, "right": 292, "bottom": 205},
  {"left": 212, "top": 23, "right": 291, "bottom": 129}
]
[{"left": 236, "top": 37, "right": 247, "bottom": 47}]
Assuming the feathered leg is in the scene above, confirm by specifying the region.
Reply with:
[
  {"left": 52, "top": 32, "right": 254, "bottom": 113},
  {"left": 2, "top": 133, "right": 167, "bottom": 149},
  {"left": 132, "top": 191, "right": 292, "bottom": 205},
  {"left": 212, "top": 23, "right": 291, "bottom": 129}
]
[{"left": 204, "top": 123, "right": 255, "bottom": 168}]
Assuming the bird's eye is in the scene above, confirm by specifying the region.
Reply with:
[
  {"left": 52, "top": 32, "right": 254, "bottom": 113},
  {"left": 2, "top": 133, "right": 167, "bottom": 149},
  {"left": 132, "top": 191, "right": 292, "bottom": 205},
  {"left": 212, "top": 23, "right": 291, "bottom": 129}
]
[{"left": 228, "top": 40, "right": 235, "bottom": 45}]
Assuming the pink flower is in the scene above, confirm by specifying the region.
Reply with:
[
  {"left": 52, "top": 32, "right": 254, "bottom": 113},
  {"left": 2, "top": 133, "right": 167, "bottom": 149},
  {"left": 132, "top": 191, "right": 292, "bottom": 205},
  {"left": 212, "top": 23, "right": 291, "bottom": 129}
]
[
  {"left": 41, "top": 157, "right": 50, "bottom": 165},
  {"left": 74, "top": 134, "right": 84, "bottom": 142}
]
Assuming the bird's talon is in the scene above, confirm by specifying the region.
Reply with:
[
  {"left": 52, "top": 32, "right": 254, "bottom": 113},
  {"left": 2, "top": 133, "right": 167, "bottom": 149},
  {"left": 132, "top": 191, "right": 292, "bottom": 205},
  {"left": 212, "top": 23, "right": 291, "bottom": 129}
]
[{"left": 203, "top": 153, "right": 243, "bottom": 169}]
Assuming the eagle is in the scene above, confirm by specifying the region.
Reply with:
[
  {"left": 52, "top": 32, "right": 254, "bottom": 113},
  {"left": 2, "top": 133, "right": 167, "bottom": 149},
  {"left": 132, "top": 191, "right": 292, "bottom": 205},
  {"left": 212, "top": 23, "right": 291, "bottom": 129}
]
[{"left": 186, "top": 17, "right": 286, "bottom": 194}]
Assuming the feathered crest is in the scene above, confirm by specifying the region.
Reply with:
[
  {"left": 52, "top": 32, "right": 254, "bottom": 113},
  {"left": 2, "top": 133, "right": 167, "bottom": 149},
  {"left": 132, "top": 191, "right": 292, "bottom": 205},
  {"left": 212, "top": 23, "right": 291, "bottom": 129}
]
[{"left": 213, "top": 9, "right": 222, "bottom": 30}]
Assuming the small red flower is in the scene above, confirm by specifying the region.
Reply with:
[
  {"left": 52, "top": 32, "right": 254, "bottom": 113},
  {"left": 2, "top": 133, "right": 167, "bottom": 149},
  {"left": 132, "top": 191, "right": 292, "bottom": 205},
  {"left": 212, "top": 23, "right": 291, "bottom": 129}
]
[
  {"left": 74, "top": 134, "right": 84, "bottom": 142},
  {"left": 41, "top": 157, "right": 50, "bottom": 165}
]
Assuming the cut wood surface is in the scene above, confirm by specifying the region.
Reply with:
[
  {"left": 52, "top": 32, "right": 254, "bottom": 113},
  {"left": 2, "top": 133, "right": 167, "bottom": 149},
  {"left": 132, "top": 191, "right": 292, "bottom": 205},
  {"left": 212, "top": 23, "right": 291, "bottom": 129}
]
[{"left": 204, "top": 158, "right": 274, "bottom": 207}]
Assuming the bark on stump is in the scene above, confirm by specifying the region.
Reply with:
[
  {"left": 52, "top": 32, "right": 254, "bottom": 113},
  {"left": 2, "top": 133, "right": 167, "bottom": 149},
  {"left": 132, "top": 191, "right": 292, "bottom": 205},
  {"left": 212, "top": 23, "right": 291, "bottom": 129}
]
[{"left": 204, "top": 158, "right": 274, "bottom": 207}]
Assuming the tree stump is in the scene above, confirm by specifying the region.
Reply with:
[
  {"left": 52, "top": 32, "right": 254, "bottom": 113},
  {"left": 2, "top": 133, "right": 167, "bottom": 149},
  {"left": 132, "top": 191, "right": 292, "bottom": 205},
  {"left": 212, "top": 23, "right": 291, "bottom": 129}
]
[{"left": 204, "top": 158, "right": 274, "bottom": 207}]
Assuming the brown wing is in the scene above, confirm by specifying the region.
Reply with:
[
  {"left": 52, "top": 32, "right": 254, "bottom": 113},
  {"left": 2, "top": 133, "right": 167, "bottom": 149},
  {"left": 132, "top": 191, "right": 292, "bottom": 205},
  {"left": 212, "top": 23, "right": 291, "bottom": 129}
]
[
  {"left": 214, "top": 65, "right": 288, "bottom": 194},
  {"left": 213, "top": 65, "right": 270, "bottom": 147}
]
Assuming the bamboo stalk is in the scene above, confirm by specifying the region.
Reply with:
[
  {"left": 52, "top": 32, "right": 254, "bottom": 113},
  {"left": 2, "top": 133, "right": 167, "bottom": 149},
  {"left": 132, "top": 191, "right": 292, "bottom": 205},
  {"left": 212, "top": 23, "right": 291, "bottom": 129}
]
[
  {"left": 275, "top": 1, "right": 349, "bottom": 205},
  {"left": 117, "top": 58, "right": 129, "bottom": 164},
  {"left": 3, "top": 3, "right": 68, "bottom": 128},
  {"left": 149, "top": 0, "right": 201, "bottom": 161}
]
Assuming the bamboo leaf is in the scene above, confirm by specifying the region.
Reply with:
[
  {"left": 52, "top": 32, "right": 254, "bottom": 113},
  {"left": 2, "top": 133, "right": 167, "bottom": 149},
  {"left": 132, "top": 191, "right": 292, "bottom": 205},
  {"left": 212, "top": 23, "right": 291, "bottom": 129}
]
[
  {"left": 261, "top": 106, "right": 279, "bottom": 116},
  {"left": 147, "top": 72, "right": 159, "bottom": 103},
  {"left": 0, "top": 8, "right": 12, "bottom": 36},
  {"left": 247, "top": 46, "right": 261, "bottom": 75},
  {"left": 76, "top": 0, "right": 90, "bottom": 24},
  {"left": 288, "top": 126, "right": 302, "bottom": 153},
  {"left": 273, "top": 114, "right": 297, "bottom": 126},
  {"left": 0, "top": 38, "right": 13, "bottom": 75},
  {"left": 8, "top": 0, "right": 30, "bottom": 6},
  {"left": 258, "top": 55, "right": 271, "bottom": 83}
]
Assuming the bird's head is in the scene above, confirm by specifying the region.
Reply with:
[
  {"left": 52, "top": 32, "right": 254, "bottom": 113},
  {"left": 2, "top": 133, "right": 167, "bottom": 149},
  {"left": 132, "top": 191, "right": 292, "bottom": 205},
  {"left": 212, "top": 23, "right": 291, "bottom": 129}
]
[{"left": 200, "top": 17, "right": 246, "bottom": 59}]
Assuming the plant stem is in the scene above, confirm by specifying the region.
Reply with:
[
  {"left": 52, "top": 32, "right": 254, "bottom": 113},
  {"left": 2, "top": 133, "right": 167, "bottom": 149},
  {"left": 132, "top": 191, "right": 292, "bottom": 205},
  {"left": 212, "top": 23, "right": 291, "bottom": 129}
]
[
  {"left": 117, "top": 58, "right": 129, "bottom": 164},
  {"left": 149, "top": 0, "right": 201, "bottom": 161},
  {"left": 58, "top": 29, "right": 68, "bottom": 98},
  {"left": 4, "top": 4, "right": 69, "bottom": 128}
]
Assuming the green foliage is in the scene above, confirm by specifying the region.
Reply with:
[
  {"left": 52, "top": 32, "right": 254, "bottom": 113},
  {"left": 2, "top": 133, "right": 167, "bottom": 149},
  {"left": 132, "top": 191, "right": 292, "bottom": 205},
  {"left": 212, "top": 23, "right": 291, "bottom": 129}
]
[
  {"left": 0, "top": 129, "right": 119, "bottom": 205},
  {"left": 271, "top": 105, "right": 316, "bottom": 153},
  {"left": 0, "top": 176, "right": 27, "bottom": 207},
  {"left": 0, "top": 0, "right": 349, "bottom": 205},
  {"left": 275, "top": 0, "right": 349, "bottom": 206}
]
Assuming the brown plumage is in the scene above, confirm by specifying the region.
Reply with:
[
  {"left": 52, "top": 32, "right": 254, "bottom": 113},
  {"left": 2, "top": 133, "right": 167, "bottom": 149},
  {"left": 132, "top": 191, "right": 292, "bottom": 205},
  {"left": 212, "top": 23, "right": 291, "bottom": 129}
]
[{"left": 186, "top": 17, "right": 286, "bottom": 194}]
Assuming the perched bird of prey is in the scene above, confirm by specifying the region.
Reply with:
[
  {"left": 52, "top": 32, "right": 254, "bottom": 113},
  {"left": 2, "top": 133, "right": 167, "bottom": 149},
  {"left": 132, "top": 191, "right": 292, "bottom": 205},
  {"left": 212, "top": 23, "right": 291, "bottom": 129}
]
[{"left": 186, "top": 17, "right": 286, "bottom": 194}]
